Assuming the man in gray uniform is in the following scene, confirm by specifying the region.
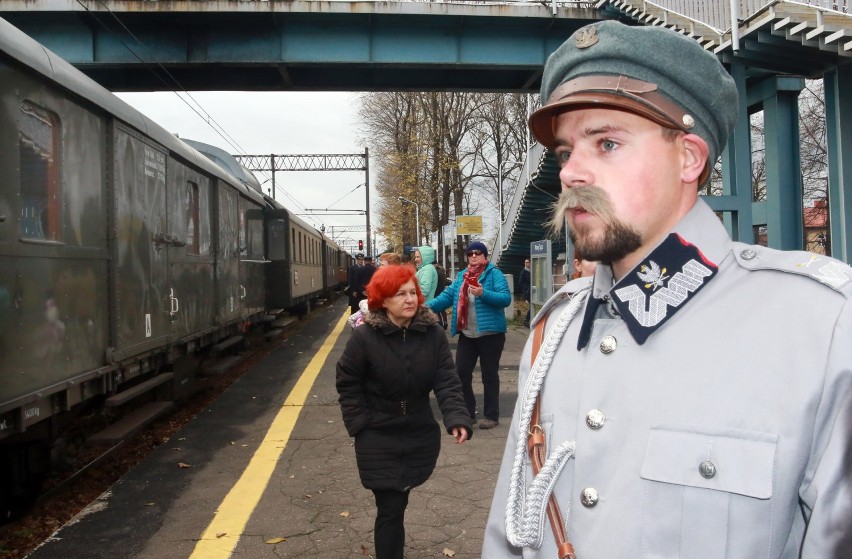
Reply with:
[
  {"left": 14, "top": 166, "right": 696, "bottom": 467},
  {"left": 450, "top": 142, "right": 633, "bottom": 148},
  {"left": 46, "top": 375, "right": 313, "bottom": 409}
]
[{"left": 483, "top": 20, "right": 852, "bottom": 559}]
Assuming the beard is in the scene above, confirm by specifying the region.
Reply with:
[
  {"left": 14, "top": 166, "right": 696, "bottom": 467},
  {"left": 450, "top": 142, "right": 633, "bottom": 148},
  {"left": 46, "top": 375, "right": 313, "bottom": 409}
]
[{"left": 548, "top": 186, "right": 642, "bottom": 264}]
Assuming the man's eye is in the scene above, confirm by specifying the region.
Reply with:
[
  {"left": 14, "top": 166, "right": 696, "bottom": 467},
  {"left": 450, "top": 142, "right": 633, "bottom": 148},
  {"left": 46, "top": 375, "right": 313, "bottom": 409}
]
[
  {"left": 556, "top": 150, "right": 571, "bottom": 165},
  {"left": 601, "top": 139, "right": 617, "bottom": 151}
]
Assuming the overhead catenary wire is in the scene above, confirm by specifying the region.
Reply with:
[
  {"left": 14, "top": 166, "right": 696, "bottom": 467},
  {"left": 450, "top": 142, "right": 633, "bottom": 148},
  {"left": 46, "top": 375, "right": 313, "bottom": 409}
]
[{"left": 73, "top": 0, "right": 324, "bottom": 229}]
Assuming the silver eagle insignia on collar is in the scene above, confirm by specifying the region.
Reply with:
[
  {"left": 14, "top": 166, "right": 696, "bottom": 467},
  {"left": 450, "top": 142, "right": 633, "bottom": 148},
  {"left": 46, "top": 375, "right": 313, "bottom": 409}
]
[{"left": 637, "top": 260, "right": 669, "bottom": 291}]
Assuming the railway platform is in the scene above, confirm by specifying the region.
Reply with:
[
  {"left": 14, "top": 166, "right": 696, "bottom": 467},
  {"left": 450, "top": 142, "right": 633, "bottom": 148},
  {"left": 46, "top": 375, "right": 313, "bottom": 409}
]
[{"left": 26, "top": 298, "right": 530, "bottom": 559}]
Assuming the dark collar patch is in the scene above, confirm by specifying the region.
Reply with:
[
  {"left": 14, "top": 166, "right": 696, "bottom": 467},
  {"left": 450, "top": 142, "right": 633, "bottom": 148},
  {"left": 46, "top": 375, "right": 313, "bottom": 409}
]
[{"left": 579, "top": 233, "right": 718, "bottom": 348}]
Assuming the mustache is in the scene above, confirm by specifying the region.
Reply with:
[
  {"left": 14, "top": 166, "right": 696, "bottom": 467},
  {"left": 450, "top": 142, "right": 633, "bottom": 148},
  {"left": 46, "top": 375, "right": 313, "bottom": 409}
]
[{"left": 548, "top": 186, "right": 615, "bottom": 236}]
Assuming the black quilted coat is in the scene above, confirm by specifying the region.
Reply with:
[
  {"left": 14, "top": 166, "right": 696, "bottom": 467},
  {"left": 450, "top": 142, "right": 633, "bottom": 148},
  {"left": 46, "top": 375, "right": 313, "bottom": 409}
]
[{"left": 336, "top": 306, "right": 473, "bottom": 491}]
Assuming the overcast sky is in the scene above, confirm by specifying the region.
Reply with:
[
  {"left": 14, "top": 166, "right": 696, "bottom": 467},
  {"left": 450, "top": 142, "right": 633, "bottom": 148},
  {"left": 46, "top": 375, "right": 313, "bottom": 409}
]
[{"left": 116, "top": 91, "right": 376, "bottom": 249}]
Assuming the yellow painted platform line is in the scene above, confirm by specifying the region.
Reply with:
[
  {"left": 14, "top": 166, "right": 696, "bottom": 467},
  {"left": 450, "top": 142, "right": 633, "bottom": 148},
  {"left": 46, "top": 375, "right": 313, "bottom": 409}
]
[{"left": 189, "top": 310, "right": 350, "bottom": 558}]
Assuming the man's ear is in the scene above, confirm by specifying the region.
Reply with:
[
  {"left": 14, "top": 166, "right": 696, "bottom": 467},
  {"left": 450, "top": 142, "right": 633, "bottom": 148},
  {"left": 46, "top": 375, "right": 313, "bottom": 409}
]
[{"left": 681, "top": 133, "right": 709, "bottom": 185}]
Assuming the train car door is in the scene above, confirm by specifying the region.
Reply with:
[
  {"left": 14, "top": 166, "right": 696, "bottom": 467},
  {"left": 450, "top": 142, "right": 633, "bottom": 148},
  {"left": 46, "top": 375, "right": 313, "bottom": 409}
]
[
  {"left": 240, "top": 201, "right": 266, "bottom": 318},
  {"left": 216, "top": 184, "right": 241, "bottom": 325},
  {"left": 166, "top": 160, "right": 215, "bottom": 338},
  {"left": 264, "top": 208, "right": 292, "bottom": 309},
  {"left": 110, "top": 123, "right": 171, "bottom": 358}
]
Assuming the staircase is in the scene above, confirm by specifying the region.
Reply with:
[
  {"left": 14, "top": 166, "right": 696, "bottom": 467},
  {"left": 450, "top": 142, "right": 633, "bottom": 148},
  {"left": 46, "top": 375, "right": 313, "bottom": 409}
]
[{"left": 598, "top": 0, "right": 852, "bottom": 60}]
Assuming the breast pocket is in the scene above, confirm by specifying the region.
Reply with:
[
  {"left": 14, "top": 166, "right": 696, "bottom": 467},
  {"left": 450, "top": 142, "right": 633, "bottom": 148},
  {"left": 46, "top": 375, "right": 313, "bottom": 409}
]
[{"left": 640, "top": 425, "right": 778, "bottom": 559}]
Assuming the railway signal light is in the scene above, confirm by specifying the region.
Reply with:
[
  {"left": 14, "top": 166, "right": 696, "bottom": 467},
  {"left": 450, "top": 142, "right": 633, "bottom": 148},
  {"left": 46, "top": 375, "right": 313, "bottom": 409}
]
[{"left": 358, "top": 240, "right": 363, "bottom": 251}]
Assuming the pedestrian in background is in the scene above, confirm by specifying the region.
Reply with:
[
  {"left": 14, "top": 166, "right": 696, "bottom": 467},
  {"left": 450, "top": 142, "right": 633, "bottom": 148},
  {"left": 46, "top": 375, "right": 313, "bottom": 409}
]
[
  {"left": 518, "top": 257, "right": 531, "bottom": 327},
  {"left": 378, "top": 252, "right": 402, "bottom": 267},
  {"left": 414, "top": 246, "right": 439, "bottom": 302},
  {"left": 347, "top": 252, "right": 366, "bottom": 314},
  {"left": 336, "top": 264, "right": 472, "bottom": 559},
  {"left": 432, "top": 261, "right": 449, "bottom": 329},
  {"left": 570, "top": 250, "right": 597, "bottom": 280},
  {"left": 483, "top": 20, "right": 852, "bottom": 558},
  {"left": 427, "top": 241, "right": 511, "bottom": 429}
]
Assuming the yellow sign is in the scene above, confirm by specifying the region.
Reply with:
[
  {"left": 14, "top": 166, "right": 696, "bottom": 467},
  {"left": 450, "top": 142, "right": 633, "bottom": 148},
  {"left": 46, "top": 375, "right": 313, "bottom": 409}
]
[{"left": 456, "top": 216, "right": 483, "bottom": 235}]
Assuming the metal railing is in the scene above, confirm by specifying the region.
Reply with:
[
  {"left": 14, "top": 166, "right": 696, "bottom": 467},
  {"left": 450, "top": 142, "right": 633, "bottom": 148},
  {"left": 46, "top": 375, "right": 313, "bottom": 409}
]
[{"left": 642, "top": 0, "right": 849, "bottom": 31}]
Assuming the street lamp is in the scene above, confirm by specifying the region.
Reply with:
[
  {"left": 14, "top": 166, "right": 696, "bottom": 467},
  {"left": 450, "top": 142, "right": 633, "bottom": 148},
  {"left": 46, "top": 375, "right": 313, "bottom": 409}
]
[
  {"left": 498, "top": 160, "right": 523, "bottom": 251},
  {"left": 398, "top": 196, "right": 420, "bottom": 247}
]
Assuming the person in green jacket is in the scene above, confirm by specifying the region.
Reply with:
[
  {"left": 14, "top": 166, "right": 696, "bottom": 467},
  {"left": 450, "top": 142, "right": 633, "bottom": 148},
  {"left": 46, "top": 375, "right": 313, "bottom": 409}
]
[{"left": 414, "top": 246, "right": 439, "bottom": 302}]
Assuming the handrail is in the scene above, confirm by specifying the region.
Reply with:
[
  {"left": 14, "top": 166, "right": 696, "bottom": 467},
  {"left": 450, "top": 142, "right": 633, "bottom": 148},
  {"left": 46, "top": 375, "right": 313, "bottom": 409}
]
[{"left": 625, "top": 0, "right": 849, "bottom": 32}]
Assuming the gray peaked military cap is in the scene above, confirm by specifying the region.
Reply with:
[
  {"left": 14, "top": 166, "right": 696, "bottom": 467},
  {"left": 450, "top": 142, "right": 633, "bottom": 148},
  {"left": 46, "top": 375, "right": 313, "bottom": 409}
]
[{"left": 529, "top": 20, "right": 738, "bottom": 183}]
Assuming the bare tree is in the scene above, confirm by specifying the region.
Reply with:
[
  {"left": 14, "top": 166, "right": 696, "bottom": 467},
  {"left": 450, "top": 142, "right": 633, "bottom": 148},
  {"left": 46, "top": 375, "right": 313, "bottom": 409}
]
[
  {"left": 359, "top": 90, "right": 527, "bottom": 267},
  {"left": 799, "top": 80, "right": 829, "bottom": 254}
]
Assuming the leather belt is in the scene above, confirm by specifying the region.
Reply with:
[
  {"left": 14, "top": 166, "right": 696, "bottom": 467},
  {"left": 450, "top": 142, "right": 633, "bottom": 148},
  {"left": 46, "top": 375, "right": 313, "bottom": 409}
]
[{"left": 368, "top": 396, "right": 428, "bottom": 416}]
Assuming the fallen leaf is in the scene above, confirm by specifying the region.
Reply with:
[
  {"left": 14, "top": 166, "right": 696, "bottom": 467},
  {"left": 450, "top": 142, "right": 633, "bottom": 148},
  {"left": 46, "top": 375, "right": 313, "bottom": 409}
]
[
  {"left": 144, "top": 502, "right": 155, "bottom": 507},
  {"left": 216, "top": 532, "right": 227, "bottom": 538},
  {"left": 265, "top": 537, "right": 287, "bottom": 544},
  {"left": 304, "top": 494, "right": 312, "bottom": 499},
  {"left": 442, "top": 548, "right": 456, "bottom": 557},
  {"left": 360, "top": 544, "right": 369, "bottom": 556},
  {"left": 289, "top": 475, "right": 295, "bottom": 479},
  {"left": 340, "top": 511, "right": 350, "bottom": 517},
  {"left": 178, "top": 462, "right": 191, "bottom": 469}
]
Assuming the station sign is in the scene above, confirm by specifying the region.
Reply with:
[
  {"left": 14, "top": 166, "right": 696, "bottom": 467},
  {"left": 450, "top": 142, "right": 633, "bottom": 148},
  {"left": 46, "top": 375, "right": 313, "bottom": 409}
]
[{"left": 456, "top": 215, "right": 483, "bottom": 235}]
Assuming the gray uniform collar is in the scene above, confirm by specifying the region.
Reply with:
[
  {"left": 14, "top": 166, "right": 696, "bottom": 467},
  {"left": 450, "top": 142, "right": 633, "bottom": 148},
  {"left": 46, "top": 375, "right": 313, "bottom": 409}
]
[
  {"left": 591, "top": 198, "right": 732, "bottom": 299},
  {"left": 534, "top": 199, "right": 732, "bottom": 331}
]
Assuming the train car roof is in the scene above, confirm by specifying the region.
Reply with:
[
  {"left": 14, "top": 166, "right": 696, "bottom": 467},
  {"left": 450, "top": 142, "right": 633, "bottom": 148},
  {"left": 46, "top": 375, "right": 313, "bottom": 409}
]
[
  {"left": 183, "top": 139, "right": 264, "bottom": 193},
  {"left": 260, "top": 193, "right": 330, "bottom": 240},
  {"left": 0, "top": 17, "right": 264, "bottom": 206}
]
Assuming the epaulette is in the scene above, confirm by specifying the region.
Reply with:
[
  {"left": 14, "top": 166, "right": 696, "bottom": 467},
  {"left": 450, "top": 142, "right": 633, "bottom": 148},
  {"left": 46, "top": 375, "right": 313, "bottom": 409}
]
[
  {"left": 530, "top": 276, "right": 592, "bottom": 327},
  {"left": 732, "top": 242, "right": 852, "bottom": 294}
]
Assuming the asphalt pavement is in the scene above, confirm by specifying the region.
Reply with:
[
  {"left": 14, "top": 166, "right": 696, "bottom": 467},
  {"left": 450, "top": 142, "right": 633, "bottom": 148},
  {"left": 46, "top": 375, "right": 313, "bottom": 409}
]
[{"left": 27, "top": 298, "right": 530, "bottom": 559}]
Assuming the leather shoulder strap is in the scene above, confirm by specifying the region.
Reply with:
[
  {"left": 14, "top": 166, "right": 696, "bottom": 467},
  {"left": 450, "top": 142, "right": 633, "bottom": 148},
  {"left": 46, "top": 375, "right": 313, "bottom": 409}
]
[{"left": 528, "top": 314, "right": 576, "bottom": 559}]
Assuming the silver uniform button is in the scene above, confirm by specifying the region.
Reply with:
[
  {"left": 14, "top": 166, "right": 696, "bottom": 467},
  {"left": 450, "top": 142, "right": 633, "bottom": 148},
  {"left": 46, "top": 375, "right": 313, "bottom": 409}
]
[
  {"left": 581, "top": 487, "right": 599, "bottom": 507},
  {"left": 599, "top": 335, "right": 617, "bottom": 354},
  {"left": 586, "top": 409, "right": 606, "bottom": 430},
  {"left": 740, "top": 248, "right": 757, "bottom": 260},
  {"left": 699, "top": 460, "right": 717, "bottom": 479}
]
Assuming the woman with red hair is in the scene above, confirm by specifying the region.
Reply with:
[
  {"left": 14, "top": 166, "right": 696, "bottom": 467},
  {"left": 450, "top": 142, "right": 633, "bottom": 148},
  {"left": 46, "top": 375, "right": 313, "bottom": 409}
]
[{"left": 336, "top": 264, "right": 472, "bottom": 559}]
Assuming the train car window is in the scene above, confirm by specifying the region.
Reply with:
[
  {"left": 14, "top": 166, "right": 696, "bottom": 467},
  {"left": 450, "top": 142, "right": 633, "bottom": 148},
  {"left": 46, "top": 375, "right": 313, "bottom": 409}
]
[
  {"left": 239, "top": 211, "right": 247, "bottom": 255},
  {"left": 246, "top": 210, "right": 264, "bottom": 259},
  {"left": 291, "top": 228, "right": 295, "bottom": 262},
  {"left": 19, "top": 102, "right": 60, "bottom": 241},
  {"left": 186, "top": 181, "right": 199, "bottom": 254}
]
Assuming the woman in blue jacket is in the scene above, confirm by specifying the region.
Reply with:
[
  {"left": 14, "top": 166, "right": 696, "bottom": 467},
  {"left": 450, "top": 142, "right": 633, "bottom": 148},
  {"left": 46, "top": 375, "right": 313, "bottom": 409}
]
[{"left": 427, "top": 241, "right": 511, "bottom": 429}]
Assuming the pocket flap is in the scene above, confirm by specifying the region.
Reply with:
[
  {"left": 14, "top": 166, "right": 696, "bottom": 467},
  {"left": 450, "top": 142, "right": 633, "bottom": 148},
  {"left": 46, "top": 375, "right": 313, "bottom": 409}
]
[{"left": 640, "top": 426, "right": 777, "bottom": 499}]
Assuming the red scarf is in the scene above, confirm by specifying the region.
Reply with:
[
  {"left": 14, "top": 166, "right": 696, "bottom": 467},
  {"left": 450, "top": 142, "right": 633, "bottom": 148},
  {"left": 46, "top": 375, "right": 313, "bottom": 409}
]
[{"left": 456, "top": 261, "right": 487, "bottom": 331}]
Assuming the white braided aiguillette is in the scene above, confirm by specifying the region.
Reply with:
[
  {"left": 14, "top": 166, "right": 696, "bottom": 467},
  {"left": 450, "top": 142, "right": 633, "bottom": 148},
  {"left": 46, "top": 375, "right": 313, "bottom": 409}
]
[{"left": 505, "top": 289, "right": 589, "bottom": 549}]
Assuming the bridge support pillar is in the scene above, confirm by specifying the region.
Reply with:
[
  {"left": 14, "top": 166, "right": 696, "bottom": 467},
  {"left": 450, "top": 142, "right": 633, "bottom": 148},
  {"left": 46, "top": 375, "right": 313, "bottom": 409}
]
[
  {"left": 825, "top": 66, "right": 852, "bottom": 264},
  {"left": 761, "top": 77, "right": 804, "bottom": 251},
  {"left": 718, "top": 62, "right": 755, "bottom": 243}
]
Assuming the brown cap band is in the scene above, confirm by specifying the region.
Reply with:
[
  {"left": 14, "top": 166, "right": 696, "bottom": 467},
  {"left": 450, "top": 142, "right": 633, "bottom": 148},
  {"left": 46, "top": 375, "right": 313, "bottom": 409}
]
[
  {"left": 529, "top": 74, "right": 708, "bottom": 183},
  {"left": 529, "top": 75, "right": 696, "bottom": 150}
]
